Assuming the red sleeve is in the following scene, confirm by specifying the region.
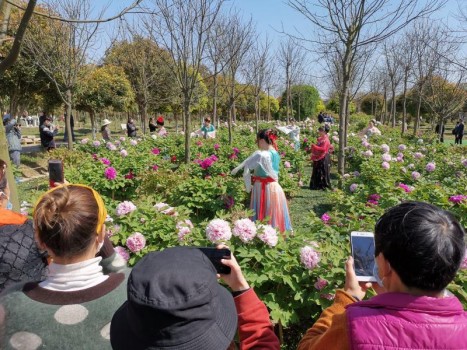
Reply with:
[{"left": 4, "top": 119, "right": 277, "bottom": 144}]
[
  {"left": 311, "top": 138, "right": 330, "bottom": 152},
  {"left": 234, "top": 288, "right": 280, "bottom": 350}
]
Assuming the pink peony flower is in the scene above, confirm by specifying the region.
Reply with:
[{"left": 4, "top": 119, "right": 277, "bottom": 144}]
[
  {"left": 114, "top": 246, "right": 130, "bottom": 261},
  {"left": 381, "top": 144, "right": 390, "bottom": 153},
  {"left": 93, "top": 140, "right": 101, "bottom": 147},
  {"left": 214, "top": 143, "right": 220, "bottom": 151},
  {"left": 300, "top": 245, "right": 320, "bottom": 270},
  {"left": 233, "top": 147, "right": 240, "bottom": 154},
  {"left": 408, "top": 163, "right": 415, "bottom": 169},
  {"left": 462, "top": 159, "right": 467, "bottom": 167},
  {"left": 152, "top": 164, "right": 159, "bottom": 171},
  {"left": 81, "top": 138, "right": 89, "bottom": 144},
  {"left": 120, "top": 136, "right": 126, "bottom": 142},
  {"left": 382, "top": 161, "right": 390, "bottom": 170},
  {"left": 258, "top": 224, "right": 279, "bottom": 247},
  {"left": 125, "top": 170, "right": 135, "bottom": 179},
  {"left": 176, "top": 219, "right": 194, "bottom": 242},
  {"left": 354, "top": 171, "right": 360, "bottom": 177},
  {"left": 411, "top": 171, "right": 421, "bottom": 180},
  {"left": 448, "top": 195, "right": 467, "bottom": 204},
  {"left": 398, "top": 144, "right": 406, "bottom": 151},
  {"left": 233, "top": 219, "right": 257, "bottom": 243},
  {"left": 425, "top": 162, "right": 436, "bottom": 172},
  {"left": 120, "top": 149, "right": 128, "bottom": 157},
  {"left": 206, "top": 219, "right": 232, "bottom": 243},
  {"left": 332, "top": 136, "right": 339, "bottom": 143},
  {"left": 350, "top": 183, "right": 358, "bottom": 192},
  {"left": 154, "top": 202, "right": 177, "bottom": 215},
  {"left": 284, "top": 161, "right": 291, "bottom": 168},
  {"left": 362, "top": 150, "right": 373, "bottom": 158},
  {"left": 116, "top": 201, "right": 137, "bottom": 216},
  {"left": 321, "top": 213, "right": 331, "bottom": 223},
  {"left": 460, "top": 249, "right": 467, "bottom": 269},
  {"left": 107, "top": 142, "right": 117, "bottom": 151},
  {"left": 398, "top": 183, "right": 414, "bottom": 193},
  {"left": 152, "top": 148, "right": 161, "bottom": 155},
  {"left": 368, "top": 194, "right": 381, "bottom": 201},
  {"left": 126, "top": 232, "right": 146, "bottom": 253},
  {"left": 414, "top": 152, "right": 423, "bottom": 159},
  {"left": 381, "top": 153, "right": 392, "bottom": 162},
  {"left": 314, "top": 278, "right": 328, "bottom": 290},
  {"left": 196, "top": 141, "right": 202, "bottom": 147},
  {"left": 100, "top": 157, "right": 111, "bottom": 165},
  {"left": 343, "top": 173, "right": 351, "bottom": 179},
  {"left": 104, "top": 167, "right": 117, "bottom": 180},
  {"left": 130, "top": 139, "right": 137, "bottom": 146}
]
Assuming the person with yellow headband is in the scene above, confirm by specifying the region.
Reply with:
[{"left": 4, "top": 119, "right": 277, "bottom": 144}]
[{"left": 0, "top": 184, "right": 129, "bottom": 349}]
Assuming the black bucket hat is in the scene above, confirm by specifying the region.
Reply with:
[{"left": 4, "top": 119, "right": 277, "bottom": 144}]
[{"left": 110, "top": 247, "right": 237, "bottom": 350}]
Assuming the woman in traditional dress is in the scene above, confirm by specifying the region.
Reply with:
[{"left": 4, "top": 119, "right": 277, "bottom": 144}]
[
  {"left": 359, "top": 119, "right": 381, "bottom": 138},
  {"left": 310, "top": 126, "right": 332, "bottom": 190},
  {"left": 231, "top": 129, "right": 292, "bottom": 234}
]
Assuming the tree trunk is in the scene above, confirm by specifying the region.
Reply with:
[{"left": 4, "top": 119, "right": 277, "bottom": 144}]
[
  {"left": 337, "top": 87, "right": 349, "bottom": 177},
  {"left": 0, "top": 121, "right": 19, "bottom": 211},
  {"left": 255, "top": 91, "right": 260, "bottom": 133},
  {"left": 212, "top": 71, "right": 218, "bottom": 126},
  {"left": 90, "top": 110, "right": 96, "bottom": 139},
  {"left": 391, "top": 86, "right": 396, "bottom": 128},
  {"left": 228, "top": 98, "right": 233, "bottom": 145},
  {"left": 66, "top": 89, "right": 73, "bottom": 150},
  {"left": 402, "top": 75, "right": 408, "bottom": 135},
  {"left": 286, "top": 66, "right": 290, "bottom": 123},
  {"left": 183, "top": 94, "right": 191, "bottom": 164},
  {"left": 414, "top": 93, "right": 422, "bottom": 136},
  {"left": 267, "top": 87, "right": 271, "bottom": 121}
]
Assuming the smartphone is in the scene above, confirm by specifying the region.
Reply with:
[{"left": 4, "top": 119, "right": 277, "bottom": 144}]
[
  {"left": 350, "top": 231, "right": 376, "bottom": 282},
  {"left": 48, "top": 159, "right": 64, "bottom": 185},
  {"left": 198, "top": 247, "right": 231, "bottom": 274}
]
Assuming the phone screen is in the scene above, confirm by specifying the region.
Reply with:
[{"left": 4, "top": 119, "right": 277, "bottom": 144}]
[
  {"left": 198, "top": 247, "right": 231, "bottom": 274},
  {"left": 48, "top": 160, "right": 64, "bottom": 184},
  {"left": 351, "top": 235, "right": 375, "bottom": 278}
]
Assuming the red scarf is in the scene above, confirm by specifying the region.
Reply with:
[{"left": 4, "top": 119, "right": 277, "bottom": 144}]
[{"left": 311, "top": 135, "right": 331, "bottom": 161}]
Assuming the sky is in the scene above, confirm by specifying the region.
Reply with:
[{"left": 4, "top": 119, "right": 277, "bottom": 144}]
[{"left": 36, "top": 0, "right": 465, "bottom": 97}]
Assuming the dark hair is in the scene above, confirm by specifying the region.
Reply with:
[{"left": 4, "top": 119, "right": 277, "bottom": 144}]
[
  {"left": 375, "top": 201, "right": 465, "bottom": 292},
  {"left": 324, "top": 125, "right": 330, "bottom": 133},
  {"left": 204, "top": 117, "right": 211, "bottom": 123},
  {"left": 257, "top": 129, "right": 278, "bottom": 150},
  {"left": 33, "top": 186, "right": 99, "bottom": 258},
  {"left": 318, "top": 127, "right": 325, "bottom": 132}
]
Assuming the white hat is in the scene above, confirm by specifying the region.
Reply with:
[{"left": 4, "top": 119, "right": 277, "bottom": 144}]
[{"left": 102, "top": 119, "right": 112, "bottom": 126}]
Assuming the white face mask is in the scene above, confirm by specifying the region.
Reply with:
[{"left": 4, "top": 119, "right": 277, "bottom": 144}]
[{"left": 373, "top": 261, "right": 384, "bottom": 287}]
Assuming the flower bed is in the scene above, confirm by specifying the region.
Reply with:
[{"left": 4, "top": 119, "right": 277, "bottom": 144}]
[{"left": 50, "top": 122, "right": 466, "bottom": 341}]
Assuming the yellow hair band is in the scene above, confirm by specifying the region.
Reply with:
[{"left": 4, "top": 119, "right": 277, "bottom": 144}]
[{"left": 34, "top": 184, "right": 107, "bottom": 235}]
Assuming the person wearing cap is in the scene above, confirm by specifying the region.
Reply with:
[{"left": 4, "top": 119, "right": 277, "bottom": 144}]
[
  {"left": 0, "top": 184, "right": 128, "bottom": 348},
  {"left": 101, "top": 119, "right": 112, "bottom": 141},
  {"left": 155, "top": 116, "right": 168, "bottom": 137},
  {"left": 39, "top": 116, "right": 59, "bottom": 151},
  {"left": 111, "top": 246, "right": 280, "bottom": 350}
]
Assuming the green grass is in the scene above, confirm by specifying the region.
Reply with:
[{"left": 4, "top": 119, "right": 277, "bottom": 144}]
[{"left": 289, "top": 166, "right": 336, "bottom": 232}]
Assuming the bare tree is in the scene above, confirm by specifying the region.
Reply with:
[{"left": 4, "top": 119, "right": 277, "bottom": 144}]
[
  {"left": 244, "top": 37, "right": 271, "bottom": 132},
  {"left": 287, "top": 0, "right": 444, "bottom": 175},
  {"left": 221, "top": 13, "right": 254, "bottom": 144},
  {"left": 206, "top": 14, "right": 230, "bottom": 127},
  {"left": 278, "top": 37, "right": 306, "bottom": 123},
  {"left": 145, "top": 0, "right": 224, "bottom": 163},
  {"left": 410, "top": 20, "right": 454, "bottom": 135},
  {"left": 383, "top": 40, "right": 403, "bottom": 127},
  {"left": 23, "top": 0, "right": 102, "bottom": 150},
  {"left": 396, "top": 31, "right": 416, "bottom": 135}
]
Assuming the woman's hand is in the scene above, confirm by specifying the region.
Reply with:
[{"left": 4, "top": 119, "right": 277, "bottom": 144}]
[
  {"left": 216, "top": 244, "right": 250, "bottom": 292},
  {"left": 344, "top": 256, "right": 373, "bottom": 301}
]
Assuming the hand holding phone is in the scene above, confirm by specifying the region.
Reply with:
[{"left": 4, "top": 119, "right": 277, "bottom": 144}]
[
  {"left": 350, "top": 231, "right": 376, "bottom": 282},
  {"left": 198, "top": 247, "right": 231, "bottom": 274}
]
